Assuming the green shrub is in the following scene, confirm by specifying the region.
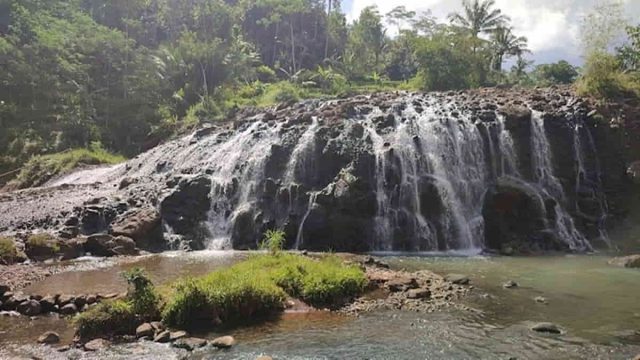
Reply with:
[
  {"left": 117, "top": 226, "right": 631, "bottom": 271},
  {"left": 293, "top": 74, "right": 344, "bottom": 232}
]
[
  {"left": 162, "top": 253, "right": 367, "bottom": 329},
  {"left": 75, "top": 299, "right": 139, "bottom": 340},
  {"left": 11, "top": 144, "right": 125, "bottom": 189},
  {"left": 0, "top": 236, "right": 25, "bottom": 264},
  {"left": 260, "top": 229, "right": 285, "bottom": 255},
  {"left": 123, "top": 268, "right": 161, "bottom": 319},
  {"left": 577, "top": 52, "right": 640, "bottom": 99},
  {"left": 256, "top": 65, "right": 277, "bottom": 83}
]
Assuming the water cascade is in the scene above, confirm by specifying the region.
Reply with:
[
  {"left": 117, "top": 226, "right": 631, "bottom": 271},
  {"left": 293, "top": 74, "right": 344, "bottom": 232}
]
[{"left": 74, "top": 91, "right": 612, "bottom": 253}]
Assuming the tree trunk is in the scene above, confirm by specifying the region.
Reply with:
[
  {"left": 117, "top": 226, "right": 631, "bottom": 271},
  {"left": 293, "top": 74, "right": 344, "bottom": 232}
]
[
  {"left": 324, "top": 0, "right": 332, "bottom": 60},
  {"left": 290, "top": 16, "right": 296, "bottom": 74}
]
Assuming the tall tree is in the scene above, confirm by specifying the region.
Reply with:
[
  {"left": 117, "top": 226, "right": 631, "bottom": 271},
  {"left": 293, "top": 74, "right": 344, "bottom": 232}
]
[
  {"left": 490, "top": 26, "right": 529, "bottom": 71},
  {"left": 386, "top": 6, "right": 416, "bottom": 34},
  {"left": 448, "top": 0, "right": 509, "bottom": 38}
]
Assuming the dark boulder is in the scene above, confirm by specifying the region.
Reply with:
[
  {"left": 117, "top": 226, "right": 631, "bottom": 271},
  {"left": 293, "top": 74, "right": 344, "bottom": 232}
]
[
  {"left": 111, "top": 208, "right": 162, "bottom": 250},
  {"left": 483, "top": 177, "right": 566, "bottom": 254},
  {"left": 160, "top": 175, "right": 211, "bottom": 249}
]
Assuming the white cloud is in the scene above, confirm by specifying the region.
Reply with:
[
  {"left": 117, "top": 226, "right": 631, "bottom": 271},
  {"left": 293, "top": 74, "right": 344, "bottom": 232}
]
[{"left": 347, "top": 0, "right": 640, "bottom": 65}]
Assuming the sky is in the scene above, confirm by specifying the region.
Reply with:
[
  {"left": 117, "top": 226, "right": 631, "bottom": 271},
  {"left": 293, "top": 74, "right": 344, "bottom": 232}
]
[{"left": 342, "top": 0, "right": 640, "bottom": 66}]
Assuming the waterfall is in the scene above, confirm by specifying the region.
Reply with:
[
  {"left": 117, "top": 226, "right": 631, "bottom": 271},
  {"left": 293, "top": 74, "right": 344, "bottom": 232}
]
[
  {"left": 295, "top": 191, "right": 319, "bottom": 249},
  {"left": 530, "top": 112, "right": 590, "bottom": 251},
  {"left": 110, "top": 93, "right": 608, "bottom": 252}
]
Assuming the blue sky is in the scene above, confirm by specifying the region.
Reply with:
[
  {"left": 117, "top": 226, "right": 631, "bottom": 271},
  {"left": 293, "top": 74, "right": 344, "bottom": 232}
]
[{"left": 341, "top": 0, "right": 640, "bottom": 66}]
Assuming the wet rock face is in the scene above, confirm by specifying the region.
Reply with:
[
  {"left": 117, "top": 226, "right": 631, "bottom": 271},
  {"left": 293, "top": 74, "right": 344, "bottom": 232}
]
[
  {"left": 483, "top": 177, "right": 569, "bottom": 254},
  {"left": 0, "top": 87, "right": 631, "bottom": 254}
]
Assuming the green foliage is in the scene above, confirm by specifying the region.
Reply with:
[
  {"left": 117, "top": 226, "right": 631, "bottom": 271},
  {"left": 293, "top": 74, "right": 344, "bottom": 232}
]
[
  {"left": 74, "top": 299, "right": 138, "bottom": 340},
  {"left": 577, "top": 52, "right": 639, "bottom": 99},
  {"left": 26, "top": 233, "right": 60, "bottom": 253},
  {"left": 122, "top": 268, "right": 161, "bottom": 319},
  {"left": 10, "top": 145, "right": 125, "bottom": 189},
  {"left": 162, "top": 253, "right": 367, "bottom": 328},
  {"left": 256, "top": 66, "right": 278, "bottom": 83},
  {"left": 260, "top": 230, "right": 286, "bottom": 255},
  {"left": 415, "top": 28, "right": 490, "bottom": 91},
  {"left": 533, "top": 61, "right": 580, "bottom": 85}
]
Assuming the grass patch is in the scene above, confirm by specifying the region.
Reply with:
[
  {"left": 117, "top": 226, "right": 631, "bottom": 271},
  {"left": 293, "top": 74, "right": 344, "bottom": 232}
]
[
  {"left": 75, "top": 299, "right": 139, "bottom": 340},
  {"left": 162, "top": 253, "right": 367, "bottom": 329},
  {"left": 26, "top": 233, "right": 60, "bottom": 254},
  {"left": 10, "top": 143, "right": 125, "bottom": 189}
]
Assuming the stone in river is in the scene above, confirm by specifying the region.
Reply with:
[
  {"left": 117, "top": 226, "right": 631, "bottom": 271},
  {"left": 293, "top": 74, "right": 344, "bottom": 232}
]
[
  {"left": 531, "top": 322, "right": 562, "bottom": 334},
  {"left": 211, "top": 335, "right": 236, "bottom": 348},
  {"left": 503, "top": 280, "right": 518, "bottom": 289},
  {"left": 37, "top": 331, "right": 60, "bottom": 344},
  {"left": 446, "top": 274, "right": 470, "bottom": 285},
  {"left": 172, "top": 337, "right": 208, "bottom": 351}
]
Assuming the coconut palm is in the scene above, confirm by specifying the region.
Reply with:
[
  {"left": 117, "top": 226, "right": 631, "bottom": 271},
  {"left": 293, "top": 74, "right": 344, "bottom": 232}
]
[
  {"left": 490, "top": 26, "right": 529, "bottom": 71},
  {"left": 448, "top": 0, "right": 510, "bottom": 38}
]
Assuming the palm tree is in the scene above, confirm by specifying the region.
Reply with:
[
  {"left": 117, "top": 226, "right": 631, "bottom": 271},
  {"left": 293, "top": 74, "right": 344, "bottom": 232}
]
[
  {"left": 448, "top": 0, "right": 510, "bottom": 38},
  {"left": 490, "top": 26, "right": 529, "bottom": 71}
]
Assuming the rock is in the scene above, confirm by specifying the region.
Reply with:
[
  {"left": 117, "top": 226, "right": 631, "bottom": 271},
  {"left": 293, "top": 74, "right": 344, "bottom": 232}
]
[
  {"left": 534, "top": 296, "right": 548, "bottom": 304},
  {"left": 211, "top": 335, "right": 236, "bottom": 349},
  {"left": 160, "top": 175, "right": 212, "bottom": 249},
  {"left": 59, "top": 303, "right": 78, "bottom": 315},
  {"left": 154, "top": 330, "right": 171, "bottom": 343},
  {"left": 150, "top": 321, "right": 165, "bottom": 332},
  {"left": 56, "top": 345, "right": 70, "bottom": 352},
  {"left": 0, "top": 284, "right": 9, "bottom": 296},
  {"left": 17, "top": 299, "right": 41, "bottom": 316},
  {"left": 74, "top": 295, "right": 87, "bottom": 308},
  {"left": 609, "top": 255, "right": 640, "bottom": 268},
  {"left": 503, "top": 280, "right": 518, "bottom": 289},
  {"left": 57, "top": 295, "right": 75, "bottom": 307},
  {"left": 37, "top": 331, "right": 60, "bottom": 344},
  {"left": 86, "top": 294, "right": 97, "bottom": 305},
  {"left": 136, "top": 323, "right": 154, "bottom": 338},
  {"left": 85, "top": 234, "right": 117, "bottom": 257},
  {"left": 387, "top": 277, "right": 418, "bottom": 292},
  {"left": 84, "top": 338, "right": 111, "bottom": 351},
  {"left": 256, "top": 357, "right": 273, "bottom": 360},
  {"left": 169, "top": 331, "right": 188, "bottom": 342},
  {"left": 112, "top": 236, "right": 139, "bottom": 255},
  {"left": 172, "top": 337, "right": 208, "bottom": 351},
  {"left": 111, "top": 208, "right": 162, "bottom": 249},
  {"left": 40, "top": 295, "right": 56, "bottom": 312},
  {"left": 446, "top": 274, "right": 470, "bottom": 285},
  {"left": 59, "top": 237, "right": 87, "bottom": 260},
  {"left": 531, "top": 322, "right": 562, "bottom": 334},
  {"left": 406, "top": 288, "right": 431, "bottom": 300}
]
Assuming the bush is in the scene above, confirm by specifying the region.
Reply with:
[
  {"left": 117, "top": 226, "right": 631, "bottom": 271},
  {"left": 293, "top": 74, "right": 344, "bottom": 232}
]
[
  {"left": 162, "top": 253, "right": 366, "bottom": 329},
  {"left": 256, "top": 65, "right": 277, "bottom": 83},
  {"left": 260, "top": 229, "right": 285, "bottom": 255},
  {"left": 26, "top": 233, "right": 60, "bottom": 254},
  {"left": 10, "top": 144, "right": 125, "bottom": 189},
  {"left": 577, "top": 52, "right": 640, "bottom": 99},
  {"left": 75, "top": 299, "right": 139, "bottom": 340},
  {"left": 123, "top": 268, "right": 161, "bottom": 319},
  {"left": 0, "top": 236, "right": 25, "bottom": 264}
]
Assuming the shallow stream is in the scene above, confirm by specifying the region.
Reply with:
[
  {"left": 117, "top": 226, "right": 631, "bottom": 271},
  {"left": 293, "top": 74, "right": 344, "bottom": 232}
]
[{"left": 1, "top": 252, "right": 639, "bottom": 359}]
